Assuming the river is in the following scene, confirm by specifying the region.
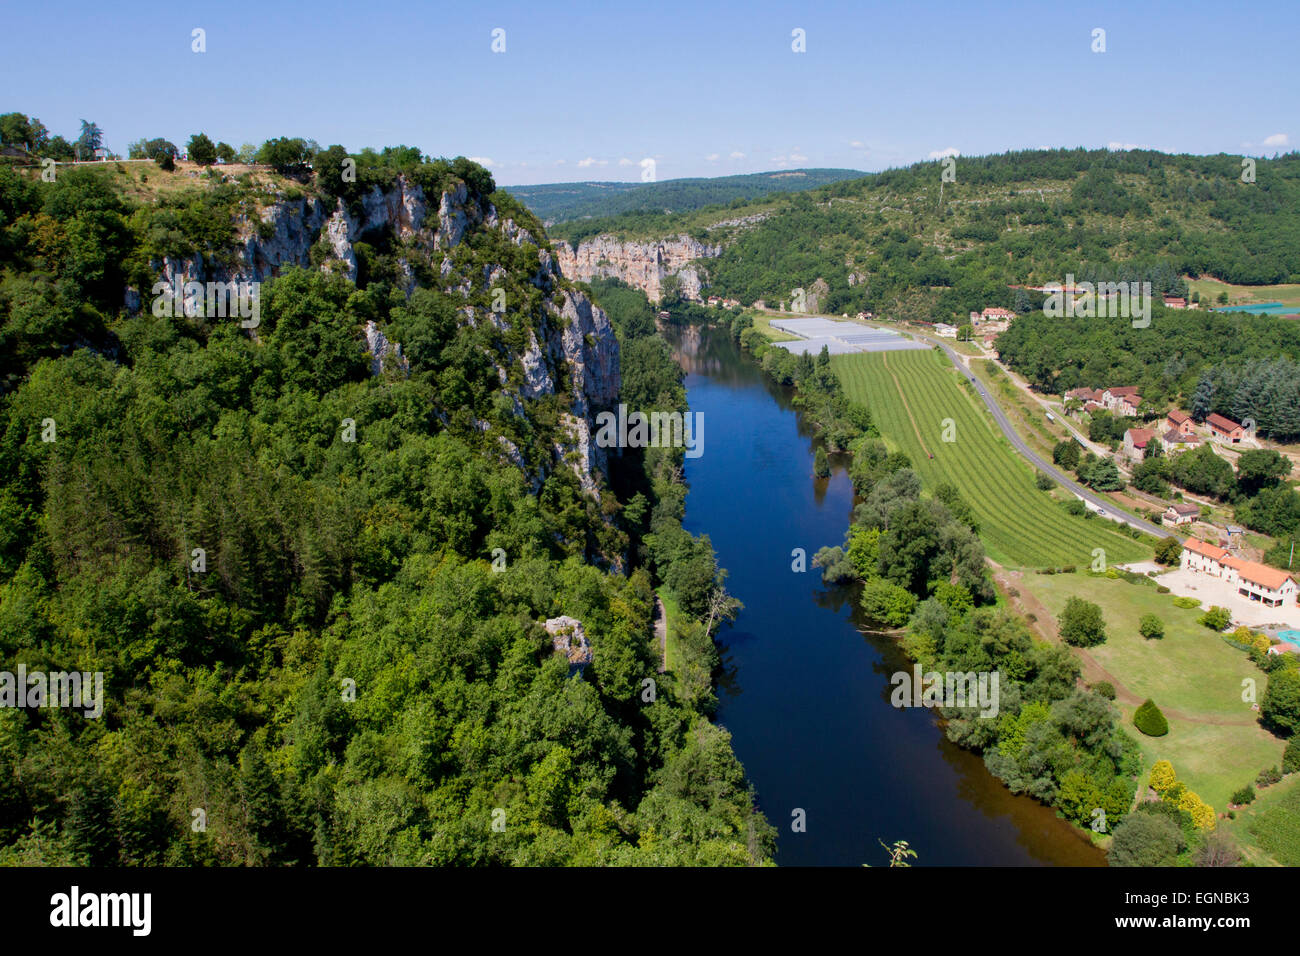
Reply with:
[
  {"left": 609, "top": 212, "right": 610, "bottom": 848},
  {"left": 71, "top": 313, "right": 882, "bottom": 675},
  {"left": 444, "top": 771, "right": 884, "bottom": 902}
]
[{"left": 671, "top": 325, "right": 1105, "bottom": 867}]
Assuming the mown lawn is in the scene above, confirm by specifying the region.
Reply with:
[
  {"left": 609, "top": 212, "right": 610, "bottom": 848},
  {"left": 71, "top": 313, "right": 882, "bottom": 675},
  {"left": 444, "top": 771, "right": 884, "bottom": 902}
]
[
  {"left": 1022, "top": 572, "right": 1286, "bottom": 810},
  {"left": 833, "top": 348, "right": 1150, "bottom": 568}
]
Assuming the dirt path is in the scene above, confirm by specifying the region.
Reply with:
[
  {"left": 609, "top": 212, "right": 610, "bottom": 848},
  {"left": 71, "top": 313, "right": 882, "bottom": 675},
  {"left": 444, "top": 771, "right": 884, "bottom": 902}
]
[
  {"left": 995, "top": 569, "right": 1258, "bottom": 728},
  {"left": 881, "top": 352, "right": 932, "bottom": 458},
  {"left": 653, "top": 595, "right": 667, "bottom": 673}
]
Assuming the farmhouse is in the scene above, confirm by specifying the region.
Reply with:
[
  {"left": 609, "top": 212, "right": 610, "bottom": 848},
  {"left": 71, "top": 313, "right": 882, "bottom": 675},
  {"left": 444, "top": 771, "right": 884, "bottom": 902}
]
[
  {"left": 1163, "top": 502, "right": 1199, "bottom": 526},
  {"left": 1180, "top": 539, "right": 1298, "bottom": 609},
  {"left": 1065, "top": 387, "right": 1106, "bottom": 414},
  {"left": 1122, "top": 427, "right": 1156, "bottom": 462},
  {"left": 1162, "top": 295, "right": 1187, "bottom": 309},
  {"left": 934, "top": 323, "right": 958, "bottom": 338},
  {"left": 1206, "top": 413, "right": 1245, "bottom": 444},
  {"left": 1161, "top": 427, "right": 1202, "bottom": 454},
  {"left": 1165, "top": 409, "right": 1196, "bottom": 437},
  {"left": 1103, "top": 387, "right": 1142, "bottom": 416}
]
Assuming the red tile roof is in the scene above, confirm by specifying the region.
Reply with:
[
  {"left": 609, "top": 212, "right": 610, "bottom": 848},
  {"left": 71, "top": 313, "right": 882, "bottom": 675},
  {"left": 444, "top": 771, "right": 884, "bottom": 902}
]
[
  {"left": 1126, "top": 428, "right": 1156, "bottom": 447},
  {"left": 1206, "top": 413, "right": 1241, "bottom": 433},
  {"left": 1184, "top": 538, "right": 1228, "bottom": 560},
  {"left": 1167, "top": 410, "right": 1191, "bottom": 425}
]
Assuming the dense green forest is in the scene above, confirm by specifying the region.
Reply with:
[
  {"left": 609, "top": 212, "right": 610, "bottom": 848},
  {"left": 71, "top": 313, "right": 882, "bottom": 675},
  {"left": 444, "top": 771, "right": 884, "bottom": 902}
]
[
  {"left": 505, "top": 168, "right": 864, "bottom": 228},
  {"left": 569, "top": 148, "right": 1300, "bottom": 318},
  {"left": 0, "top": 117, "right": 773, "bottom": 865}
]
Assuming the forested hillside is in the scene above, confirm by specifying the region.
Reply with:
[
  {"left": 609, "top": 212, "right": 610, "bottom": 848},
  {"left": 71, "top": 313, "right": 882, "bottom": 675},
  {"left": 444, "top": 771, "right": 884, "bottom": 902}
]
[
  {"left": 574, "top": 148, "right": 1300, "bottom": 318},
  {"left": 0, "top": 122, "right": 772, "bottom": 865},
  {"left": 505, "top": 168, "right": 864, "bottom": 227}
]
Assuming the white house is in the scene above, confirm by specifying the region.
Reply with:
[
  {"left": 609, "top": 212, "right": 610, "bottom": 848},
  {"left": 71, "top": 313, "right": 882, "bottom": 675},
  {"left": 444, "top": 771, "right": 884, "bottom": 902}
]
[{"left": 1180, "top": 538, "right": 1299, "bottom": 609}]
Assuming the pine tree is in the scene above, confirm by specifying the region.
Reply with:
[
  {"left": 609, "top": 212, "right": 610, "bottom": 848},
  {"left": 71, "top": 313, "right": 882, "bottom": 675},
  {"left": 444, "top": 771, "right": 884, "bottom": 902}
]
[{"left": 1191, "top": 373, "right": 1214, "bottom": 422}]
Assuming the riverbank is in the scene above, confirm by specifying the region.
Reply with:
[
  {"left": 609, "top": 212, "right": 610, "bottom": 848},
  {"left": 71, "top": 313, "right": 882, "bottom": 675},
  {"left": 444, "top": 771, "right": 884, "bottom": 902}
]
[{"left": 665, "top": 320, "right": 1106, "bottom": 865}]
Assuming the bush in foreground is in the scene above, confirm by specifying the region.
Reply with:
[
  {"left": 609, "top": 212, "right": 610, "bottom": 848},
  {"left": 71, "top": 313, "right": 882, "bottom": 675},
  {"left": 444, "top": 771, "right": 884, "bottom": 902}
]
[{"left": 1134, "top": 699, "right": 1169, "bottom": 737}]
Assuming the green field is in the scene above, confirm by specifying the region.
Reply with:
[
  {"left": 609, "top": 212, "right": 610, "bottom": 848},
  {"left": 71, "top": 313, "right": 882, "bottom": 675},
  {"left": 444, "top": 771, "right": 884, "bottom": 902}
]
[
  {"left": 1016, "top": 573, "right": 1284, "bottom": 810},
  {"left": 833, "top": 348, "right": 1150, "bottom": 568},
  {"left": 1235, "top": 775, "right": 1300, "bottom": 866}
]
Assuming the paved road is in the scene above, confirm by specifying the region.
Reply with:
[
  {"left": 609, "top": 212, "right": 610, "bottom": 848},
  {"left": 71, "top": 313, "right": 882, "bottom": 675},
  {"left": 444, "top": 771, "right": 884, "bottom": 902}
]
[{"left": 927, "top": 338, "right": 1174, "bottom": 541}]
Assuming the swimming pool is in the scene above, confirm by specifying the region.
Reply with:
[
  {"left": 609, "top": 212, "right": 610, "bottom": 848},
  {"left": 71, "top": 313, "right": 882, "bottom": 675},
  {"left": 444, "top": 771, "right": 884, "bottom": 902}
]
[
  {"left": 1279, "top": 630, "right": 1300, "bottom": 650},
  {"left": 1214, "top": 302, "right": 1299, "bottom": 316}
]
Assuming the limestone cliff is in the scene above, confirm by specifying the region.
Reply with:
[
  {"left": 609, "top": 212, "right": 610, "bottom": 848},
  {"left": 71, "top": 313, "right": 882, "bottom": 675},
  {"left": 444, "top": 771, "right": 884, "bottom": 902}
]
[
  {"left": 135, "top": 176, "right": 620, "bottom": 502},
  {"left": 553, "top": 234, "right": 721, "bottom": 302}
]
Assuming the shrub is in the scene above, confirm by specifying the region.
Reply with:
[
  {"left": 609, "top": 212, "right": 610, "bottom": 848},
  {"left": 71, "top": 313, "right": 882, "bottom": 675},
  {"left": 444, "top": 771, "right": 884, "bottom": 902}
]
[
  {"left": 1173, "top": 596, "right": 1201, "bottom": 609},
  {"left": 1199, "top": 606, "right": 1232, "bottom": 631},
  {"left": 1262, "top": 666, "right": 1300, "bottom": 734},
  {"left": 1256, "top": 766, "right": 1282, "bottom": 788},
  {"left": 1107, "top": 813, "right": 1184, "bottom": 866},
  {"left": 1134, "top": 699, "right": 1169, "bottom": 737},
  {"left": 1178, "top": 790, "right": 1217, "bottom": 831},
  {"left": 1059, "top": 596, "right": 1107, "bottom": 647},
  {"left": 1156, "top": 585, "right": 1170, "bottom": 594},
  {"left": 1149, "top": 759, "right": 1176, "bottom": 793},
  {"left": 1140, "top": 614, "right": 1165, "bottom": 640},
  {"left": 1230, "top": 785, "right": 1256, "bottom": 806},
  {"left": 1282, "top": 736, "right": 1300, "bottom": 774},
  {"left": 1035, "top": 472, "right": 1055, "bottom": 491},
  {"left": 1154, "top": 537, "right": 1183, "bottom": 566},
  {"left": 1091, "top": 681, "right": 1116, "bottom": 700}
]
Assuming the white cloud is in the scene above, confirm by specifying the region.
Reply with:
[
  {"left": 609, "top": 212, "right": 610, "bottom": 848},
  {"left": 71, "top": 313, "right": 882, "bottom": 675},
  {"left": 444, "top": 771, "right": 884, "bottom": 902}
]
[
  {"left": 928, "top": 147, "right": 960, "bottom": 159},
  {"left": 577, "top": 157, "right": 609, "bottom": 168},
  {"left": 639, "top": 157, "right": 655, "bottom": 169},
  {"left": 618, "top": 157, "right": 634, "bottom": 166},
  {"left": 729, "top": 150, "right": 745, "bottom": 159},
  {"left": 704, "top": 153, "right": 720, "bottom": 161},
  {"left": 1263, "top": 133, "right": 1289, "bottom": 147},
  {"left": 790, "top": 152, "right": 808, "bottom": 162},
  {"left": 467, "top": 156, "right": 495, "bottom": 167},
  {"left": 850, "top": 140, "right": 865, "bottom": 149}
]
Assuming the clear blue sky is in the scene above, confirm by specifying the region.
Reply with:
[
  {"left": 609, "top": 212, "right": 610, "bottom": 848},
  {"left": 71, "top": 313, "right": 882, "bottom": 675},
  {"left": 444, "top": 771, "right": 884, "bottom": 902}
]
[{"left": 2, "top": 0, "right": 1296, "bottom": 185}]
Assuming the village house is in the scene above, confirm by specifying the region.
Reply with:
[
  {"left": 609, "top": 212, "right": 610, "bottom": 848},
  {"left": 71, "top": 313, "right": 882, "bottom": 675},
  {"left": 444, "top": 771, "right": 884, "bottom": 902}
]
[
  {"left": 1064, "top": 387, "right": 1106, "bottom": 413},
  {"left": 934, "top": 323, "right": 958, "bottom": 338},
  {"left": 1206, "top": 412, "right": 1245, "bottom": 444},
  {"left": 1103, "top": 387, "right": 1143, "bottom": 417},
  {"left": 1122, "top": 427, "right": 1157, "bottom": 462},
  {"left": 1165, "top": 409, "right": 1196, "bottom": 437},
  {"left": 1180, "top": 539, "right": 1299, "bottom": 609},
  {"left": 1162, "top": 295, "right": 1187, "bottom": 309},
  {"left": 1161, "top": 427, "right": 1202, "bottom": 455},
  {"left": 1162, "top": 502, "right": 1200, "bottom": 526}
]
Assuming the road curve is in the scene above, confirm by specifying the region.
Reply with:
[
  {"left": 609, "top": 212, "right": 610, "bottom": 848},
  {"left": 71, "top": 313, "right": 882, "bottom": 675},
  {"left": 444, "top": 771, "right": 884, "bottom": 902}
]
[{"left": 927, "top": 339, "right": 1174, "bottom": 541}]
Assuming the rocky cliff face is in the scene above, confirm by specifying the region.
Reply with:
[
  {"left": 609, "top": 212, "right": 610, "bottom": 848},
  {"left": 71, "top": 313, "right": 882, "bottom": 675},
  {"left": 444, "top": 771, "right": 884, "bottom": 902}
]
[
  {"left": 553, "top": 234, "right": 721, "bottom": 302},
  {"left": 137, "top": 177, "right": 620, "bottom": 502}
]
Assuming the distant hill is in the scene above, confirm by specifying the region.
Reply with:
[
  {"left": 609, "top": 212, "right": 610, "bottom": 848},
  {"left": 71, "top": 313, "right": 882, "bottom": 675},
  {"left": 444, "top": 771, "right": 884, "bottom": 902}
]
[
  {"left": 559, "top": 148, "right": 1300, "bottom": 313},
  {"left": 503, "top": 168, "right": 865, "bottom": 225}
]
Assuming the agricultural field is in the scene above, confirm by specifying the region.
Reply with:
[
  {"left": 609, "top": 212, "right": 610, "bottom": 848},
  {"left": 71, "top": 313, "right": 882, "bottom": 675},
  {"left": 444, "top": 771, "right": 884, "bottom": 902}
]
[{"left": 832, "top": 347, "right": 1151, "bottom": 568}]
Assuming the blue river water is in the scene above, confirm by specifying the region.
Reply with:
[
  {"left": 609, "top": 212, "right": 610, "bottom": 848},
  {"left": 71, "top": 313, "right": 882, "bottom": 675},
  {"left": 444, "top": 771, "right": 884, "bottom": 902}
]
[{"left": 672, "top": 326, "right": 1104, "bottom": 866}]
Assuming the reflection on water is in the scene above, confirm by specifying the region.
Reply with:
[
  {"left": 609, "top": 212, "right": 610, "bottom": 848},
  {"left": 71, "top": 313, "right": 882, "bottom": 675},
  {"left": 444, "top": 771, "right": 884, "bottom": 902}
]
[{"left": 669, "top": 324, "right": 1104, "bottom": 867}]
